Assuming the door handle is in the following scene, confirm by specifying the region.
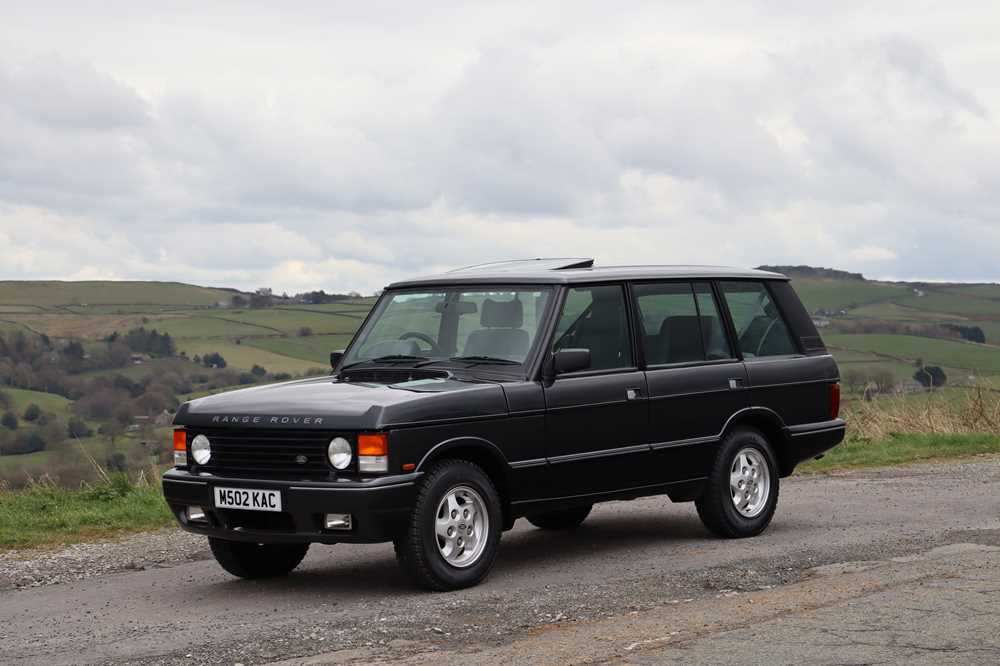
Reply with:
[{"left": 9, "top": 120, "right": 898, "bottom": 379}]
[
  {"left": 728, "top": 377, "right": 746, "bottom": 390},
  {"left": 625, "top": 387, "right": 642, "bottom": 400}
]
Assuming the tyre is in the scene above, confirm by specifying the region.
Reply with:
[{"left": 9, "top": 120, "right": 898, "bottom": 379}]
[
  {"left": 394, "top": 459, "right": 502, "bottom": 591},
  {"left": 695, "top": 427, "right": 779, "bottom": 538},
  {"left": 527, "top": 504, "right": 592, "bottom": 530},
  {"left": 208, "top": 538, "right": 310, "bottom": 579}
]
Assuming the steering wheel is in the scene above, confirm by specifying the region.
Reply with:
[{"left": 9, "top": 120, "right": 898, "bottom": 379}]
[{"left": 399, "top": 332, "right": 442, "bottom": 354}]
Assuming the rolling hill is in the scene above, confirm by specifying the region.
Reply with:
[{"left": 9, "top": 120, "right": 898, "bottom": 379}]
[{"left": 0, "top": 273, "right": 998, "bottom": 386}]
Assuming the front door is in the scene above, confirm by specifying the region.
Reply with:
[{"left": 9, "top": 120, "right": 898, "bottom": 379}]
[{"left": 543, "top": 284, "right": 649, "bottom": 497}]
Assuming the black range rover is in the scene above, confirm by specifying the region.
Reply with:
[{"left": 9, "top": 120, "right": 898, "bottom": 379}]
[{"left": 164, "top": 258, "right": 844, "bottom": 590}]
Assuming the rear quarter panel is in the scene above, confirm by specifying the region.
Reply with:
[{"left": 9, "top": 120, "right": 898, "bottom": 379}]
[{"left": 745, "top": 354, "right": 839, "bottom": 426}]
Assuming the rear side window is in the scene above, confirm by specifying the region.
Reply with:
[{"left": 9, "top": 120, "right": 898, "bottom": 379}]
[
  {"left": 633, "top": 282, "right": 734, "bottom": 365},
  {"left": 552, "top": 285, "right": 634, "bottom": 371},
  {"left": 719, "top": 281, "right": 799, "bottom": 358}
]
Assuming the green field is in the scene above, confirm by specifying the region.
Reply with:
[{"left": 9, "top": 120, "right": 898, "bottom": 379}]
[
  {"left": 176, "top": 340, "right": 326, "bottom": 375},
  {"left": 791, "top": 278, "right": 912, "bottom": 312},
  {"left": 140, "top": 315, "right": 279, "bottom": 338},
  {"left": 244, "top": 333, "right": 355, "bottom": 365},
  {"left": 891, "top": 291, "right": 1000, "bottom": 317},
  {"left": 2, "top": 387, "right": 74, "bottom": 416},
  {"left": 824, "top": 334, "right": 1000, "bottom": 375},
  {"left": 0, "top": 281, "right": 236, "bottom": 307}
]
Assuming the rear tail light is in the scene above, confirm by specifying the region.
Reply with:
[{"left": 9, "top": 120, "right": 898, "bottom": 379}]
[
  {"left": 358, "top": 433, "right": 388, "bottom": 473},
  {"left": 173, "top": 429, "right": 188, "bottom": 467},
  {"left": 829, "top": 382, "right": 841, "bottom": 420}
]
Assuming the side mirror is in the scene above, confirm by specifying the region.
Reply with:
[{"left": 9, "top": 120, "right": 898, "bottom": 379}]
[
  {"left": 329, "top": 350, "right": 345, "bottom": 370},
  {"left": 552, "top": 348, "right": 591, "bottom": 375}
]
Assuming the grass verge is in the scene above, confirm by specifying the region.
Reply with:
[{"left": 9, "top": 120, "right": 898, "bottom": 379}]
[
  {"left": 0, "top": 476, "right": 174, "bottom": 550},
  {"left": 799, "top": 433, "right": 1000, "bottom": 473}
]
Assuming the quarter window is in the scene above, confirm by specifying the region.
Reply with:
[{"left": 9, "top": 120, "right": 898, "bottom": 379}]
[
  {"left": 633, "top": 282, "right": 733, "bottom": 365},
  {"left": 719, "top": 281, "right": 798, "bottom": 358},
  {"left": 552, "top": 285, "right": 633, "bottom": 371}
]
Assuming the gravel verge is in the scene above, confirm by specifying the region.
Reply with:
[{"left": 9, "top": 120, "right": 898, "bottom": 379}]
[{"left": 0, "top": 528, "right": 208, "bottom": 591}]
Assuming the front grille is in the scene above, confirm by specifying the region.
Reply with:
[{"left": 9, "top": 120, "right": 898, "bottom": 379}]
[{"left": 191, "top": 428, "right": 340, "bottom": 478}]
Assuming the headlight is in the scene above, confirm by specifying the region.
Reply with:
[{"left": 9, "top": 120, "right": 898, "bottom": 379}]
[
  {"left": 190, "top": 434, "right": 211, "bottom": 465},
  {"left": 328, "top": 437, "right": 352, "bottom": 470}
]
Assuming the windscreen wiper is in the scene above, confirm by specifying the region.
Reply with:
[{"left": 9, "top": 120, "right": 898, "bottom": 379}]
[
  {"left": 448, "top": 355, "right": 521, "bottom": 366},
  {"left": 340, "top": 355, "right": 429, "bottom": 371}
]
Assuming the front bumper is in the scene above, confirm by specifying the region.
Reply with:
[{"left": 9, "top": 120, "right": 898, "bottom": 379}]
[{"left": 162, "top": 469, "right": 420, "bottom": 544}]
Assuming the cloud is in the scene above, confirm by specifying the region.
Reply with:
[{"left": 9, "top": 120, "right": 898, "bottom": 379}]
[
  {"left": 849, "top": 245, "right": 899, "bottom": 262},
  {"left": 0, "top": 2, "right": 999, "bottom": 293}
]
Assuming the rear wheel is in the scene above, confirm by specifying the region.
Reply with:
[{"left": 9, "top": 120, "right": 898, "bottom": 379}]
[
  {"left": 394, "top": 459, "right": 502, "bottom": 591},
  {"left": 527, "top": 504, "right": 592, "bottom": 530},
  {"left": 208, "top": 538, "right": 310, "bottom": 579},
  {"left": 695, "top": 427, "right": 779, "bottom": 538}
]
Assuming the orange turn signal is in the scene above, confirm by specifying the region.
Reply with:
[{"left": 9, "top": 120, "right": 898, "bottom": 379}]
[
  {"left": 358, "top": 433, "right": 388, "bottom": 456},
  {"left": 402, "top": 463, "right": 416, "bottom": 472},
  {"left": 173, "top": 429, "right": 187, "bottom": 451}
]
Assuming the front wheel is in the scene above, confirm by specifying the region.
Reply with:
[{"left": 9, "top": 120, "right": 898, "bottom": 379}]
[
  {"left": 394, "top": 459, "right": 502, "bottom": 591},
  {"left": 695, "top": 427, "right": 779, "bottom": 538},
  {"left": 208, "top": 538, "right": 310, "bottom": 579}
]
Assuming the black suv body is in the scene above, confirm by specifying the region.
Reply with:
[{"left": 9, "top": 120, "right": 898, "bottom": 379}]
[{"left": 164, "top": 259, "right": 844, "bottom": 589}]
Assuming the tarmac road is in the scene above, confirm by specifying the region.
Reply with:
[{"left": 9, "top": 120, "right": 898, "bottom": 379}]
[{"left": 2, "top": 456, "right": 999, "bottom": 665}]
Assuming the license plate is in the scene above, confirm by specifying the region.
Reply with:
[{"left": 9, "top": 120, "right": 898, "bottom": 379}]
[{"left": 214, "top": 487, "right": 282, "bottom": 512}]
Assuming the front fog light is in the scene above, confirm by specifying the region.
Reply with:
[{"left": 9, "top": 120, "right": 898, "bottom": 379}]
[
  {"left": 328, "top": 437, "right": 352, "bottom": 469},
  {"left": 359, "top": 455, "right": 388, "bottom": 473},
  {"left": 191, "top": 434, "right": 211, "bottom": 465},
  {"left": 324, "top": 513, "right": 353, "bottom": 530}
]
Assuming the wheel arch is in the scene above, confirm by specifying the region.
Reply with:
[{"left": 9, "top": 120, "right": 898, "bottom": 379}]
[
  {"left": 721, "top": 407, "right": 794, "bottom": 477},
  {"left": 416, "top": 436, "right": 514, "bottom": 529}
]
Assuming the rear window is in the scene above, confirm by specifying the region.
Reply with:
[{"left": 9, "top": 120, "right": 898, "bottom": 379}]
[{"left": 719, "top": 281, "right": 798, "bottom": 358}]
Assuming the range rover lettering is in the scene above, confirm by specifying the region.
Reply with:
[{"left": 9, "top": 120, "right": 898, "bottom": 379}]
[{"left": 164, "top": 259, "right": 844, "bottom": 590}]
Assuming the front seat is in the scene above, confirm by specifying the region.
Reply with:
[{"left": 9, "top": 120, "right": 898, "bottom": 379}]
[
  {"left": 658, "top": 316, "right": 706, "bottom": 364},
  {"left": 463, "top": 298, "right": 529, "bottom": 360}
]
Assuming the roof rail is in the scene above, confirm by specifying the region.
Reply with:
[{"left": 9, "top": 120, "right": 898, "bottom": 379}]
[{"left": 448, "top": 258, "right": 594, "bottom": 273}]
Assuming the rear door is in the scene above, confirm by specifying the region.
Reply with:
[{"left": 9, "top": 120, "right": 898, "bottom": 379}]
[
  {"left": 542, "top": 284, "right": 649, "bottom": 497},
  {"left": 634, "top": 281, "right": 748, "bottom": 484},
  {"left": 717, "top": 280, "right": 834, "bottom": 428}
]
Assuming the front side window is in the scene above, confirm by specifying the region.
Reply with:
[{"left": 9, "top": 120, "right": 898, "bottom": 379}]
[
  {"left": 719, "top": 281, "right": 798, "bottom": 358},
  {"left": 552, "top": 285, "right": 633, "bottom": 371},
  {"left": 633, "top": 282, "right": 734, "bottom": 365},
  {"left": 343, "top": 287, "right": 553, "bottom": 366}
]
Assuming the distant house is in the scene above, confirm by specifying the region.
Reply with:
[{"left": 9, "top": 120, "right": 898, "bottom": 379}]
[
  {"left": 811, "top": 317, "right": 830, "bottom": 328},
  {"left": 913, "top": 288, "right": 925, "bottom": 297},
  {"left": 130, "top": 353, "right": 151, "bottom": 365}
]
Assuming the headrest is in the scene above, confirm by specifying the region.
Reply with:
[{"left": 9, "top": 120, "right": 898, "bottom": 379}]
[
  {"left": 481, "top": 298, "right": 523, "bottom": 328},
  {"left": 659, "top": 315, "right": 704, "bottom": 341}
]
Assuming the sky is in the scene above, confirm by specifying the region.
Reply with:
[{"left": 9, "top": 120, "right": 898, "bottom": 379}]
[{"left": 1, "top": 1, "right": 999, "bottom": 294}]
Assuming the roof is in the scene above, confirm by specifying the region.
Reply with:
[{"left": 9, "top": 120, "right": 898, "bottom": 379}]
[{"left": 387, "top": 258, "right": 788, "bottom": 289}]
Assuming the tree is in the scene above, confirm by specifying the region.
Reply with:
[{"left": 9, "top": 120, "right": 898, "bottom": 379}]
[
  {"left": 202, "top": 352, "right": 227, "bottom": 369},
  {"left": 23, "top": 403, "right": 41, "bottom": 422},
  {"left": 297, "top": 326, "right": 313, "bottom": 337},
  {"left": 250, "top": 288, "right": 273, "bottom": 308},
  {"left": 67, "top": 417, "right": 93, "bottom": 439},
  {"left": 914, "top": 366, "right": 947, "bottom": 388},
  {"left": 251, "top": 364, "right": 267, "bottom": 377},
  {"left": 1, "top": 412, "right": 18, "bottom": 430}
]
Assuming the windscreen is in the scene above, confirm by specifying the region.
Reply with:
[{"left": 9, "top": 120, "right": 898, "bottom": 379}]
[{"left": 342, "top": 287, "right": 554, "bottom": 365}]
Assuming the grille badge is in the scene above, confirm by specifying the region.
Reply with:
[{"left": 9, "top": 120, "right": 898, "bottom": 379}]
[{"left": 295, "top": 455, "right": 308, "bottom": 464}]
